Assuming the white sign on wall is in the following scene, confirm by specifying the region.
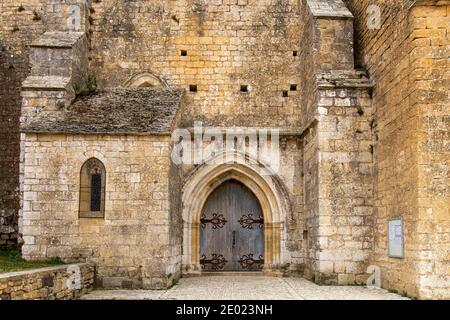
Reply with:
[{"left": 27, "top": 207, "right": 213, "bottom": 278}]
[{"left": 388, "top": 218, "right": 404, "bottom": 258}]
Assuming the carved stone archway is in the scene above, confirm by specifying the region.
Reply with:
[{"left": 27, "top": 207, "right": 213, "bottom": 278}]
[
  {"left": 123, "top": 72, "right": 168, "bottom": 88},
  {"left": 181, "top": 152, "right": 291, "bottom": 275}
]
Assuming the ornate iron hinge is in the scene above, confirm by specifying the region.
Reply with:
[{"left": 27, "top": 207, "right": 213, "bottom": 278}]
[
  {"left": 200, "top": 254, "right": 228, "bottom": 270},
  {"left": 238, "top": 254, "right": 264, "bottom": 270},
  {"left": 200, "top": 213, "right": 228, "bottom": 229},
  {"left": 238, "top": 214, "right": 264, "bottom": 229}
]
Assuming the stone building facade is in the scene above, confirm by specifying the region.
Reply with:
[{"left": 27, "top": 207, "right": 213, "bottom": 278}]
[{"left": 0, "top": 0, "right": 448, "bottom": 299}]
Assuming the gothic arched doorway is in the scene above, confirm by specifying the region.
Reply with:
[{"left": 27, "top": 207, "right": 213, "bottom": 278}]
[{"left": 200, "top": 180, "right": 265, "bottom": 271}]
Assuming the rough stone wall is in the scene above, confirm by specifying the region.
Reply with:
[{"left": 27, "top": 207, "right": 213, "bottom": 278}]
[
  {"left": 298, "top": 0, "right": 319, "bottom": 129},
  {"left": 314, "top": 83, "right": 374, "bottom": 285},
  {"left": 0, "top": 46, "right": 21, "bottom": 248},
  {"left": 412, "top": 4, "right": 450, "bottom": 300},
  {"left": 88, "top": 0, "right": 303, "bottom": 128},
  {"left": 279, "top": 136, "right": 305, "bottom": 273},
  {"left": 86, "top": 0, "right": 308, "bottom": 275},
  {"left": 167, "top": 163, "right": 184, "bottom": 279},
  {"left": 301, "top": 123, "right": 320, "bottom": 279},
  {"left": 0, "top": 0, "right": 46, "bottom": 248},
  {"left": 3, "top": 0, "right": 448, "bottom": 297},
  {"left": 302, "top": 80, "right": 374, "bottom": 286},
  {"left": 0, "top": 0, "right": 87, "bottom": 248},
  {"left": 21, "top": 31, "right": 89, "bottom": 125},
  {"left": 0, "top": 263, "right": 94, "bottom": 300},
  {"left": 13, "top": 0, "right": 307, "bottom": 286},
  {"left": 297, "top": 4, "right": 320, "bottom": 277},
  {"left": 298, "top": 0, "right": 375, "bottom": 285},
  {"left": 344, "top": 0, "right": 449, "bottom": 299},
  {"left": 21, "top": 133, "right": 180, "bottom": 289}
]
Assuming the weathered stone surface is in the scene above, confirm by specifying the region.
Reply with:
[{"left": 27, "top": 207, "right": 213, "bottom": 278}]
[
  {"left": 20, "top": 133, "right": 181, "bottom": 289},
  {"left": 0, "top": 263, "right": 95, "bottom": 300},
  {"left": 20, "top": 31, "right": 89, "bottom": 128},
  {"left": 307, "top": 0, "right": 354, "bottom": 18},
  {"left": 31, "top": 32, "right": 85, "bottom": 48},
  {"left": 0, "top": 0, "right": 448, "bottom": 300},
  {"left": 21, "top": 88, "right": 184, "bottom": 134},
  {"left": 21, "top": 76, "right": 71, "bottom": 90},
  {"left": 82, "top": 275, "right": 410, "bottom": 300},
  {"left": 0, "top": 0, "right": 48, "bottom": 249},
  {"left": 344, "top": 0, "right": 450, "bottom": 300}
]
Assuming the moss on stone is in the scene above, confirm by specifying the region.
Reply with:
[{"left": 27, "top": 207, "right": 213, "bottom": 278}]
[{"left": 0, "top": 250, "right": 65, "bottom": 274}]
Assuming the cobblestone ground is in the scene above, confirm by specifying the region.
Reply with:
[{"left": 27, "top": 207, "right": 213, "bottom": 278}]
[{"left": 81, "top": 276, "right": 409, "bottom": 300}]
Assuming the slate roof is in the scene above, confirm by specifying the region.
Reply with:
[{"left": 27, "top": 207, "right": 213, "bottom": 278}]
[{"left": 21, "top": 88, "right": 184, "bottom": 134}]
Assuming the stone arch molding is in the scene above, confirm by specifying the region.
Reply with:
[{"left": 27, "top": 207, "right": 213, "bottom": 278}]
[
  {"left": 80, "top": 150, "right": 110, "bottom": 173},
  {"left": 181, "top": 151, "right": 291, "bottom": 275},
  {"left": 123, "top": 72, "right": 168, "bottom": 88}
]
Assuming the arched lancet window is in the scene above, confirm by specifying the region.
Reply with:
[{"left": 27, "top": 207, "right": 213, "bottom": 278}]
[{"left": 79, "top": 158, "right": 106, "bottom": 218}]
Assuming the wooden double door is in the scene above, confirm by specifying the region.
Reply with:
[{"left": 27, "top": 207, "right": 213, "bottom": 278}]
[{"left": 200, "top": 180, "right": 265, "bottom": 271}]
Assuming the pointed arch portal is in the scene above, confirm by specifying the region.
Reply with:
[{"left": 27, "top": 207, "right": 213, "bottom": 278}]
[{"left": 182, "top": 152, "right": 291, "bottom": 275}]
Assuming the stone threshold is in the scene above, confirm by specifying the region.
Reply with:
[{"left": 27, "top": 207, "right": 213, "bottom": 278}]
[
  {"left": 201, "top": 271, "right": 264, "bottom": 277},
  {"left": 185, "top": 271, "right": 284, "bottom": 277}
]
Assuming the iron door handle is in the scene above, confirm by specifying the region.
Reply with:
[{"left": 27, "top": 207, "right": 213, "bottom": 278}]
[{"left": 232, "top": 231, "right": 236, "bottom": 248}]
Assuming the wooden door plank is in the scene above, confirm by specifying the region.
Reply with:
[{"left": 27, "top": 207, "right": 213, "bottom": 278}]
[{"left": 200, "top": 180, "right": 264, "bottom": 271}]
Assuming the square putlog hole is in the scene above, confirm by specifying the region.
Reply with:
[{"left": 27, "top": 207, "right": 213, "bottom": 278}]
[
  {"left": 290, "top": 84, "right": 297, "bottom": 91},
  {"left": 282, "top": 90, "right": 289, "bottom": 97},
  {"left": 240, "top": 85, "right": 248, "bottom": 93},
  {"left": 293, "top": 51, "right": 298, "bottom": 57},
  {"left": 181, "top": 50, "right": 187, "bottom": 56},
  {"left": 303, "top": 230, "right": 308, "bottom": 240},
  {"left": 189, "top": 85, "right": 198, "bottom": 92}
]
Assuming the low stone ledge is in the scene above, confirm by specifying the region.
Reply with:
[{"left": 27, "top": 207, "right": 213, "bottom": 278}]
[
  {"left": 316, "top": 70, "right": 374, "bottom": 89},
  {"left": 307, "top": 0, "right": 354, "bottom": 19},
  {"left": 31, "top": 32, "right": 85, "bottom": 48},
  {"left": 22, "top": 76, "right": 71, "bottom": 91},
  {"left": 0, "top": 263, "right": 95, "bottom": 300}
]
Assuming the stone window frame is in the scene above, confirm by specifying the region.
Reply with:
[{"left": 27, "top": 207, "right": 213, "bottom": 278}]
[{"left": 79, "top": 158, "right": 106, "bottom": 218}]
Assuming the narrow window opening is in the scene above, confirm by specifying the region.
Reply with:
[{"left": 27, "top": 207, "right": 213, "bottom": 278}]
[
  {"left": 282, "top": 90, "right": 289, "bottom": 98},
  {"left": 293, "top": 51, "right": 298, "bottom": 57},
  {"left": 79, "top": 158, "right": 105, "bottom": 218},
  {"left": 90, "top": 173, "right": 102, "bottom": 212}
]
